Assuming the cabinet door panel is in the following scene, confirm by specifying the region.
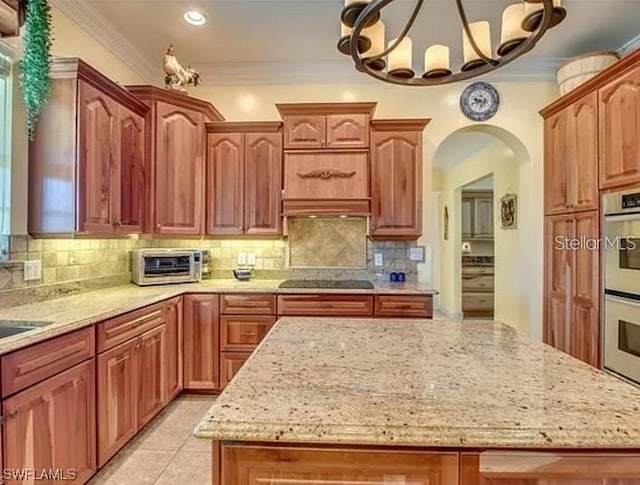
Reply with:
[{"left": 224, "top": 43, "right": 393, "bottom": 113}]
[
  {"left": 474, "top": 197, "right": 494, "bottom": 237},
  {"left": 206, "top": 133, "right": 245, "bottom": 235},
  {"left": 326, "top": 114, "right": 369, "bottom": 148},
  {"left": 219, "top": 352, "right": 251, "bottom": 389},
  {"left": 544, "top": 108, "right": 572, "bottom": 215},
  {"left": 183, "top": 294, "right": 219, "bottom": 390},
  {"left": 221, "top": 445, "right": 459, "bottom": 485},
  {"left": 165, "top": 297, "right": 183, "bottom": 402},
  {"left": 97, "top": 338, "right": 137, "bottom": 466},
  {"left": 599, "top": 67, "right": 640, "bottom": 189},
  {"left": 572, "top": 92, "right": 598, "bottom": 212},
  {"left": 244, "top": 132, "right": 282, "bottom": 235},
  {"left": 78, "top": 81, "right": 116, "bottom": 233},
  {"left": 544, "top": 214, "right": 574, "bottom": 353},
  {"left": 114, "top": 106, "right": 145, "bottom": 233},
  {"left": 462, "top": 198, "right": 474, "bottom": 238},
  {"left": 283, "top": 115, "right": 325, "bottom": 149},
  {"left": 155, "top": 103, "right": 204, "bottom": 234},
  {"left": 3, "top": 360, "right": 96, "bottom": 485},
  {"left": 571, "top": 211, "right": 600, "bottom": 367},
  {"left": 371, "top": 131, "right": 422, "bottom": 238},
  {"left": 137, "top": 325, "right": 165, "bottom": 427}
]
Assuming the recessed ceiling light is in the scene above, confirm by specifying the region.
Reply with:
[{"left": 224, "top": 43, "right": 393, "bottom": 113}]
[{"left": 184, "top": 10, "right": 206, "bottom": 26}]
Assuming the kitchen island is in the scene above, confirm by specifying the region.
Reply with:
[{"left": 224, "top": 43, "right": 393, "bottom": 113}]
[{"left": 195, "top": 317, "right": 640, "bottom": 484}]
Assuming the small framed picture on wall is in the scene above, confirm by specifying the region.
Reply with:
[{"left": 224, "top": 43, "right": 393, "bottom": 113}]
[{"left": 500, "top": 193, "right": 517, "bottom": 229}]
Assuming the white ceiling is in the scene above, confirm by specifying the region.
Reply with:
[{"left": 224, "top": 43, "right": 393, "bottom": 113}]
[{"left": 53, "top": 0, "right": 640, "bottom": 85}]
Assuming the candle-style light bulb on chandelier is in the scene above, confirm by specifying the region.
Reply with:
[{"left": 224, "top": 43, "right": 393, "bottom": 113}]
[{"left": 337, "top": 0, "right": 566, "bottom": 85}]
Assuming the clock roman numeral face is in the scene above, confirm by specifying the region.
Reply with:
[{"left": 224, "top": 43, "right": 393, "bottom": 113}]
[{"left": 460, "top": 82, "right": 500, "bottom": 121}]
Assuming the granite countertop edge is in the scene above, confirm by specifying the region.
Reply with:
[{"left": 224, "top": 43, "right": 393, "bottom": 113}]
[{"left": 0, "top": 279, "right": 437, "bottom": 355}]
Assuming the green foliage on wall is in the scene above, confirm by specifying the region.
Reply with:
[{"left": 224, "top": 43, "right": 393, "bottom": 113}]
[{"left": 20, "top": 0, "right": 53, "bottom": 140}]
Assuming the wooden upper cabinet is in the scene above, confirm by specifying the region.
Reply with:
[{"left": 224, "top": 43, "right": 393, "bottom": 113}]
[
  {"left": 326, "top": 114, "right": 369, "bottom": 148},
  {"left": 78, "top": 81, "right": 117, "bottom": 234},
  {"left": 244, "top": 132, "right": 282, "bottom": 235},
  {"left": 283, "top": 115, "right": 326, "bottom": 149},
  {"left": 277, "top": 103, "right": 376, "bottom": 150},
  {"left": 370, "top": 120, "right": 429, "bottom": 239},
  {"left": 206, "top": 132, "right": 245, "bottom": 235},
  {"left": 126, "top": 85, "right": 224, "bottom": 236},
  {"left": 154, "top": 103, "right": 205, "bottom": 235},
  {"left": 3, "top": 360, "right": 96, "bottom": 485},
  {"left": 599, "top": 65, "right": 640, "bottom": 189},
  {"left": 114, "top": 106, "right": 146, "bottom": 233},
  {"left": 572, "top": 93, "right": 598, "bottom": 212},
  {"left": 544, "top": 107, "right": 572, "bottom": 215},
  {"left": 29, "top": 59, "right": 148, "bottom": 236},
  {"left": 206, "top": 122, "right": 283, "bottom": 237}
]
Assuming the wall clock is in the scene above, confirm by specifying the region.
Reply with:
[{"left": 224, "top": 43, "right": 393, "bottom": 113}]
[{"left": 460, "top": 82, "right": 500, "bottom": 121}]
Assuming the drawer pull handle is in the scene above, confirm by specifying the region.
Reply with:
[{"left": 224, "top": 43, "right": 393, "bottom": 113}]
[
  {"left": 240, "top": 331, "right": 257, "bottom": 337},
  {"left": 396, "top": 305, "right": 413, "bottom": 310}
]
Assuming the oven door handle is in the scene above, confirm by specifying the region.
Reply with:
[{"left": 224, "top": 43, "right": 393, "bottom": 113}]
[
  {"left": 604, "top": 213, "right": 640, "bottom": 223},
  {"left": 605, "top": 294, "right": 640, "bottom": 308}
]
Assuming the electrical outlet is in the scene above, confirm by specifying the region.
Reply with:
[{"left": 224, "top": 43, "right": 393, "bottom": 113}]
[
  {"left": 237, "top": 252, "right": 247, "bottom": 265},
  {"left": 374, "top": 253, "right": 383, "bottom": 266},
  {"left": 24, "top": 260, "right": 42, "bottom": 281},
  {"left": 409, "top": 246, "right": 425, "bottom": 262},
  {"left": 247, "top": 252, "right": 257, "bottom": 265}
]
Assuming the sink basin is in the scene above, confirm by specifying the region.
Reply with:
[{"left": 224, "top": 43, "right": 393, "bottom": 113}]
[{"left": 0, "top": 320, "right": 52, "bottom": 339}]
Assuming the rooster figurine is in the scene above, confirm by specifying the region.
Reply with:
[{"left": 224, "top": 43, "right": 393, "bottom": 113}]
[{"left": 163, "top": 44, "right": 200, "bottom": 92}]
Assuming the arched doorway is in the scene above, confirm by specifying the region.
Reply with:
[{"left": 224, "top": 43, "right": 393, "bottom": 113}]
[{"left": 432, "top": 125, "right": 533, "bottom": 334}]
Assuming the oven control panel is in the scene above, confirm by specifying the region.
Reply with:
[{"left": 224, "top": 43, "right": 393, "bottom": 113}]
[{"left": 622, "top": 192, "right": 640, "bottom": 209}]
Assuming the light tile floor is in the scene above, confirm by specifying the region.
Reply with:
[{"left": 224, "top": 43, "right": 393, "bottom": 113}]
[{"left": 88, "top": 395, "right": 216, "bottom": 485}]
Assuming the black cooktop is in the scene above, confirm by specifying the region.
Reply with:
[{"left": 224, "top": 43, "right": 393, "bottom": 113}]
[{"left": 278, "top": 279, "right": 375, "bottom": 290}]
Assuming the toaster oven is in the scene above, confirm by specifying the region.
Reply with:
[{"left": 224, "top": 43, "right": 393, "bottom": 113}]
[{"left": 131, "top": 249, "right": 203, "bottom": 286}]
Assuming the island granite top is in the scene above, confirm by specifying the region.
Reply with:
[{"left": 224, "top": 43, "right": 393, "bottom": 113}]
[{"left": 194, "top": 317, "right": 640, "bottom": 449}]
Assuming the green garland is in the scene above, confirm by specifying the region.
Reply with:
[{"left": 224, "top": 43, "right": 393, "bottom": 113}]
[{"left": 20, "top": 0, "right": 53, "bottom": 140}]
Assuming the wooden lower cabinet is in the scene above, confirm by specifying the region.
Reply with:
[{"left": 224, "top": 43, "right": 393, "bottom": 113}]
[
  {"left": 374, "top": 295, "right": 433, "bottom": 318},
  {"left": 183, "top": 294, "right": 220, "bottom": 390},
  {"left": 3, "top": 360, "right": 96, "bottom": 485},
  {"left": 277, "top": 294, "right": 374, "bottom": 317},
  {"left": 136, "top": 325, "right": 165, "bottom": 428},
  {"left": 220, "top": 352, "right": 252, "bottom": 388},
  {"left": 217, "top": 445, "right": 459, "bottom": 485},
  {"left": 97, "top": 325, "right": 166, "bottom": 466},
  {"left": 97, "top": 338, "right": 138, "bottom": 466},
  {"left": 165, "top": 296, "right": 183, "bottom": 402}
]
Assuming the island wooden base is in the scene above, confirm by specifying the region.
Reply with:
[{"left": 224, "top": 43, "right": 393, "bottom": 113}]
[{"left": 212, "top": 441, "right": 640, "bottom": 485}]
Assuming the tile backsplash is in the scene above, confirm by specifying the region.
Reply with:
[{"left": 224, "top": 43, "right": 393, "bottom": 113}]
[{"left": 0, "top": 229, "right": 421, "bottom": 307}]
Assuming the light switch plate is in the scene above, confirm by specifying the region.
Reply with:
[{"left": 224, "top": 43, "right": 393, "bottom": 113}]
[
  {"left": 247, "top": 253, "right": 257, "bottom": 265},
  {"left": 238, "top": 252, "right": 247, "bottom": 265},
  {"left": 374, "top": 253, "right": 383, "bottom": 266},
  {"left": 24, "top": 260, "right": 42, "bottom": 281},
  {"left": 409, "top": 246, "right": 425, "bottom": 262}
]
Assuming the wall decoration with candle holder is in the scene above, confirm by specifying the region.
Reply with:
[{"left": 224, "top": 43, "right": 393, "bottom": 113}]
[{"left": 337, "top": 0, "right": 566, "bottom": 86}]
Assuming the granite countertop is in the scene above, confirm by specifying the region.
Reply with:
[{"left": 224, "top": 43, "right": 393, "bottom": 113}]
[
  {"left": 0, "top": 280, "right": 436, "bottom": 355},
  {"left": 194, "top": 317, "right": 640, "bottom": 449}
]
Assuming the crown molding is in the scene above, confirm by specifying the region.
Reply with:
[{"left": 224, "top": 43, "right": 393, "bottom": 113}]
[{"left": 50, "top": 0, "right": 159, "bottom": 84}]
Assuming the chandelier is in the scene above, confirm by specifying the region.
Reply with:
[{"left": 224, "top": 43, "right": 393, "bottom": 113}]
[{"left": 337, "top": 0, "right": 566, "bottom": 85}]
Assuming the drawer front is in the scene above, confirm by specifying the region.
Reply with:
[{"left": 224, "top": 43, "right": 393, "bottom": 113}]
[
  {"left": 375, "top": 295, "right": 433, "bottom": 318},
  {"left": 2, "top": 326, "right": 95, "bottom": 397},
  {"left": 98, "top": 302, "right": 166, "bottom": 352},
  {"left": 220, "top": 293, "right": 276, "bottom": 315},
  {"left": 221, "top": 315, "right": 275, "bottom": 351},
  {"left": 462, "top": 275, "right": 494, "bottom": 292},
  {"left": 462, "top": 293, "right": 494, "bottom": 311},
  {"left": 220, "top": 352, "right": 252, "bottom": 389},
  {"left": 278, "top": 294, "right": 374, "bottom": 317},
  {"left": 462, "top": 265, "right": 494, "bottom": 276}
]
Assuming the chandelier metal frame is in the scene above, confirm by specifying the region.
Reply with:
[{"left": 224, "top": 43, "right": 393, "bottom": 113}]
[{"left": 341, "top": 0, "right": 566, "bottom": 86}]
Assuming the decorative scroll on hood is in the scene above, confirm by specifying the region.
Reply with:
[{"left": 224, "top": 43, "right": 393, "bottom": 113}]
[{"left": 282, "top": 151, "right": 370, "bottom": 217}]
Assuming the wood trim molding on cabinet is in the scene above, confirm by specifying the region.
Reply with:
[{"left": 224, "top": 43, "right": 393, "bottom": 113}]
[
  {"left": 282, "top": 199, "right": 371, "bottom": 216},
  {"left": 540, "top": 48, "right": 640, "bottom": 117},
  {"left": 126, "top": 84, "right": 224, "bottom": 121},
  {"left": 206, "top": 121, "right": 283, "bottom": 133},
  {"left": 50, "top": 58, "right": 148, "bottom": 116},
  {"left": 276, "top": 102, "right": 377, "bottom": 117},
  {"left": 370, "top": 119, "right": 431, "bottom": 131}
]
